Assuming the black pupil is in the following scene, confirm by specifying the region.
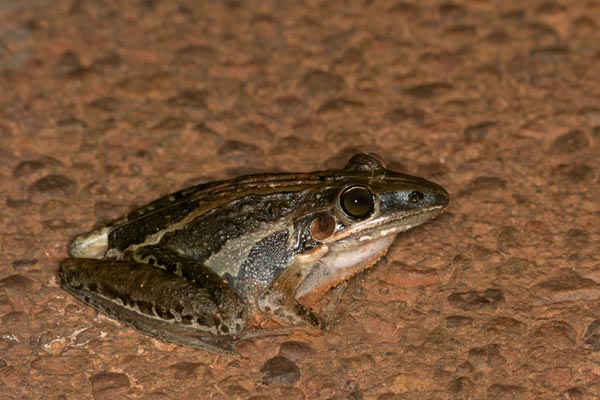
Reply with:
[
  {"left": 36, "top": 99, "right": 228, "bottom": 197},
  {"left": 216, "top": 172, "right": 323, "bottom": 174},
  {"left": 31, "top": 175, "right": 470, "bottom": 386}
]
[
  {"left": 341, "top": 186, "right": 374, "bottom": 219},
  {"left": 409, "top": 191, "right": 424, "bottom": 203}
]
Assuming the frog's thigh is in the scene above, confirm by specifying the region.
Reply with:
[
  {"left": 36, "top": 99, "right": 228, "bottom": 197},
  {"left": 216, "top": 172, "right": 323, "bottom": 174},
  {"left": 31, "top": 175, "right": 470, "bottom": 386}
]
[
  {"left": 130, "top": 245, "right": 249, "bottom": 308},
  {"left": 59, "top": 258, "right": 246, "bottom": 353}
]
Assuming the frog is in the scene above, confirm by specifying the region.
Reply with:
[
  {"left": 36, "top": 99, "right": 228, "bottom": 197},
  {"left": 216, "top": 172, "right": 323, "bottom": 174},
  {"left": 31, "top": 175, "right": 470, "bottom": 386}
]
[{"left": 59, "top": 153, "right": 449, "bottom": 353}]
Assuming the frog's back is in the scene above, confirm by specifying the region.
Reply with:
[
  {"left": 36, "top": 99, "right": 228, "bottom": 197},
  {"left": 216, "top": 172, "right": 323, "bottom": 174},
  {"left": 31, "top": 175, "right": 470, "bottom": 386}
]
[
  {"left": 106, "top": 173, "right": 320, "bottom": 234},
  {"left": 113, "top": 171, "right": 328, "bottom": 226},
  {"left": 68, "top": 181, "right": 216, "bottom": 259},
  {"left": 68, "top": 172, "right": 327, "bottom": 260},
  {"left": 66, "top": 154, "right": 415, "bottom": 260}
]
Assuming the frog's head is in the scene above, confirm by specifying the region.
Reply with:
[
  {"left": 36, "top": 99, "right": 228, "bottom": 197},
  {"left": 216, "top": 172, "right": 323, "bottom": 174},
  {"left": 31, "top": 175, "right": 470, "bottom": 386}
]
[
  {"left": 292, "top": 153, "right": 449, "bottom": 306},
  {"left": 297, "top": 153, "right": 449, "bottom": 246}
]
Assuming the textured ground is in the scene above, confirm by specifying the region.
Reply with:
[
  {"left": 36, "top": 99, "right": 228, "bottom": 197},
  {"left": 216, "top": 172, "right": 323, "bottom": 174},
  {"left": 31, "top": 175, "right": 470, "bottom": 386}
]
[{"left": 1, "top": 0, "right": 599, "bottom": 399}]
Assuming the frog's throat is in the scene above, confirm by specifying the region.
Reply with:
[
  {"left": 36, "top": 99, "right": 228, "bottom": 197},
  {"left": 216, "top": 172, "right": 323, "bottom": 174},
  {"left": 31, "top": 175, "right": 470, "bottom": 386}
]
[{"left": 294, "top": 234, "right": 396, "bottom": 307}]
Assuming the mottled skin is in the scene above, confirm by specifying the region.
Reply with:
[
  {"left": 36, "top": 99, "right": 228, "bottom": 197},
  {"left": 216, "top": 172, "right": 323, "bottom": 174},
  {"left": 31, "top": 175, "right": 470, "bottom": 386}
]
[{"left": 59, "top": 154, "right": 449, "bottom": 353}]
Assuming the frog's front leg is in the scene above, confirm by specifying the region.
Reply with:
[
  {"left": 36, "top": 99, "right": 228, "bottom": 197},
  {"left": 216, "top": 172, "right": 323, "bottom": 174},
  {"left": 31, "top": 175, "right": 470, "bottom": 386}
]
[
  {"left": 59, "top": 247, "right": 247, "bottom": 354},
  {"left": 256, "top": 257, "right": 326, "bottom": 331}
]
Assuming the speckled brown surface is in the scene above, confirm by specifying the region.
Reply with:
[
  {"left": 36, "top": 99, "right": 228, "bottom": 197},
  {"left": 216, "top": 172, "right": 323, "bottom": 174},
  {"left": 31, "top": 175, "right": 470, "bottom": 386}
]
[{"left": 1, "top": 1, "right": 599, "bottom": 399}]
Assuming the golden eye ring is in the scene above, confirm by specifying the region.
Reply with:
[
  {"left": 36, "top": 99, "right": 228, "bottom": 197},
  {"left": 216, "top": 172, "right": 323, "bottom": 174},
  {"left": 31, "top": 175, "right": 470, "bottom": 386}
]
[{"left": 339, "top": 185, "right": 374, "bottom": 219}]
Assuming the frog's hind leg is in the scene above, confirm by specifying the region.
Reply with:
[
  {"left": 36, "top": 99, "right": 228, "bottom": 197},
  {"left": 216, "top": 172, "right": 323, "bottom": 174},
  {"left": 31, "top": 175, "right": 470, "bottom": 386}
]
[{"left": 59, "top": 256, "right": 246, "bottom": 354}]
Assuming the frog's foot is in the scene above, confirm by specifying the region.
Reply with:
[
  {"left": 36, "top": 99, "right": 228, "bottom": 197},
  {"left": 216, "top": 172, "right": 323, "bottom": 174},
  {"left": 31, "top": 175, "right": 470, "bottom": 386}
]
[
  {"left": 318, "top": 270, "right": 369, "bottom": 330},
  {"left": 317, "top": 282, "right": 349, "bottom": 330},
  {"left": 59, "top": 256, "right": 246, "bottom": 354}
]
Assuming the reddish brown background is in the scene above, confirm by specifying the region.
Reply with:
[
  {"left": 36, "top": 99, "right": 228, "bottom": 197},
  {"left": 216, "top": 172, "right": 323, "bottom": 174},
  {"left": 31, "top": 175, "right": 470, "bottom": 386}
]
[{"left": 1, "top": 1, "right": 599, "bottom": 399}]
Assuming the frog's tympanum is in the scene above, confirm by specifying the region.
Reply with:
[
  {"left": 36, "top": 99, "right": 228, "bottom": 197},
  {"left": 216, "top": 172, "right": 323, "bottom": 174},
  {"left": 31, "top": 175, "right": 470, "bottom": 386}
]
[{"left": 59, "top": 154, "right": 449, "bottom": 353}]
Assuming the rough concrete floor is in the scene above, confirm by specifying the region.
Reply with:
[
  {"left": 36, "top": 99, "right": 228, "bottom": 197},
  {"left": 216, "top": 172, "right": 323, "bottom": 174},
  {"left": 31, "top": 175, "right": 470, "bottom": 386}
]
[{"left": 1, "top": 0, "right": 599, "bottom": 399}]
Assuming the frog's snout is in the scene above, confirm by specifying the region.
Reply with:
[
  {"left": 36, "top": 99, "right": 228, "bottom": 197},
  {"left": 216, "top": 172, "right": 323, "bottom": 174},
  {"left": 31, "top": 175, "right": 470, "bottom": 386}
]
[{"left": 432, "top": 184, "right": 450, "bottom": 209}]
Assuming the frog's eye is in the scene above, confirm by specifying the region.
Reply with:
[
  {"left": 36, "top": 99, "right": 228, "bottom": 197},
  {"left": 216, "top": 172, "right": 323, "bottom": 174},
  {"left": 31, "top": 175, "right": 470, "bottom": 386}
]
[{"left": 340, "top": 185, "right": 374, "bottom": 219}]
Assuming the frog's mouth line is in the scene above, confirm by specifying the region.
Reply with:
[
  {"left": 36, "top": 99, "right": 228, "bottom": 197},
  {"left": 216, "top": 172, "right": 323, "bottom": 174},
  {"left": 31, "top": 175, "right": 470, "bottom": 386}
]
[
  {"left": 294, "top": 205, "right": 447, "bottom": 305},
  {"left": 323, "top": 205, "right": 447, "bottom": 244}
]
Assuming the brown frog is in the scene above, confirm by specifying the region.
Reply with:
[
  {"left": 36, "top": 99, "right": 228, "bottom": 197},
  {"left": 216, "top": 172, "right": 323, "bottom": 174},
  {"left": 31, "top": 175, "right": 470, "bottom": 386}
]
[{"left": 59, "top": 154, "right": 449, "bottom": 353}]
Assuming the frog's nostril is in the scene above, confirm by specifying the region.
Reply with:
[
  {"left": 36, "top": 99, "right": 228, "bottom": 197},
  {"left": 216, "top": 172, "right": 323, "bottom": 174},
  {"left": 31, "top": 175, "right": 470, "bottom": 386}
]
[{"left": 408, "top": 191, "right": 424, "bottom": 203}]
